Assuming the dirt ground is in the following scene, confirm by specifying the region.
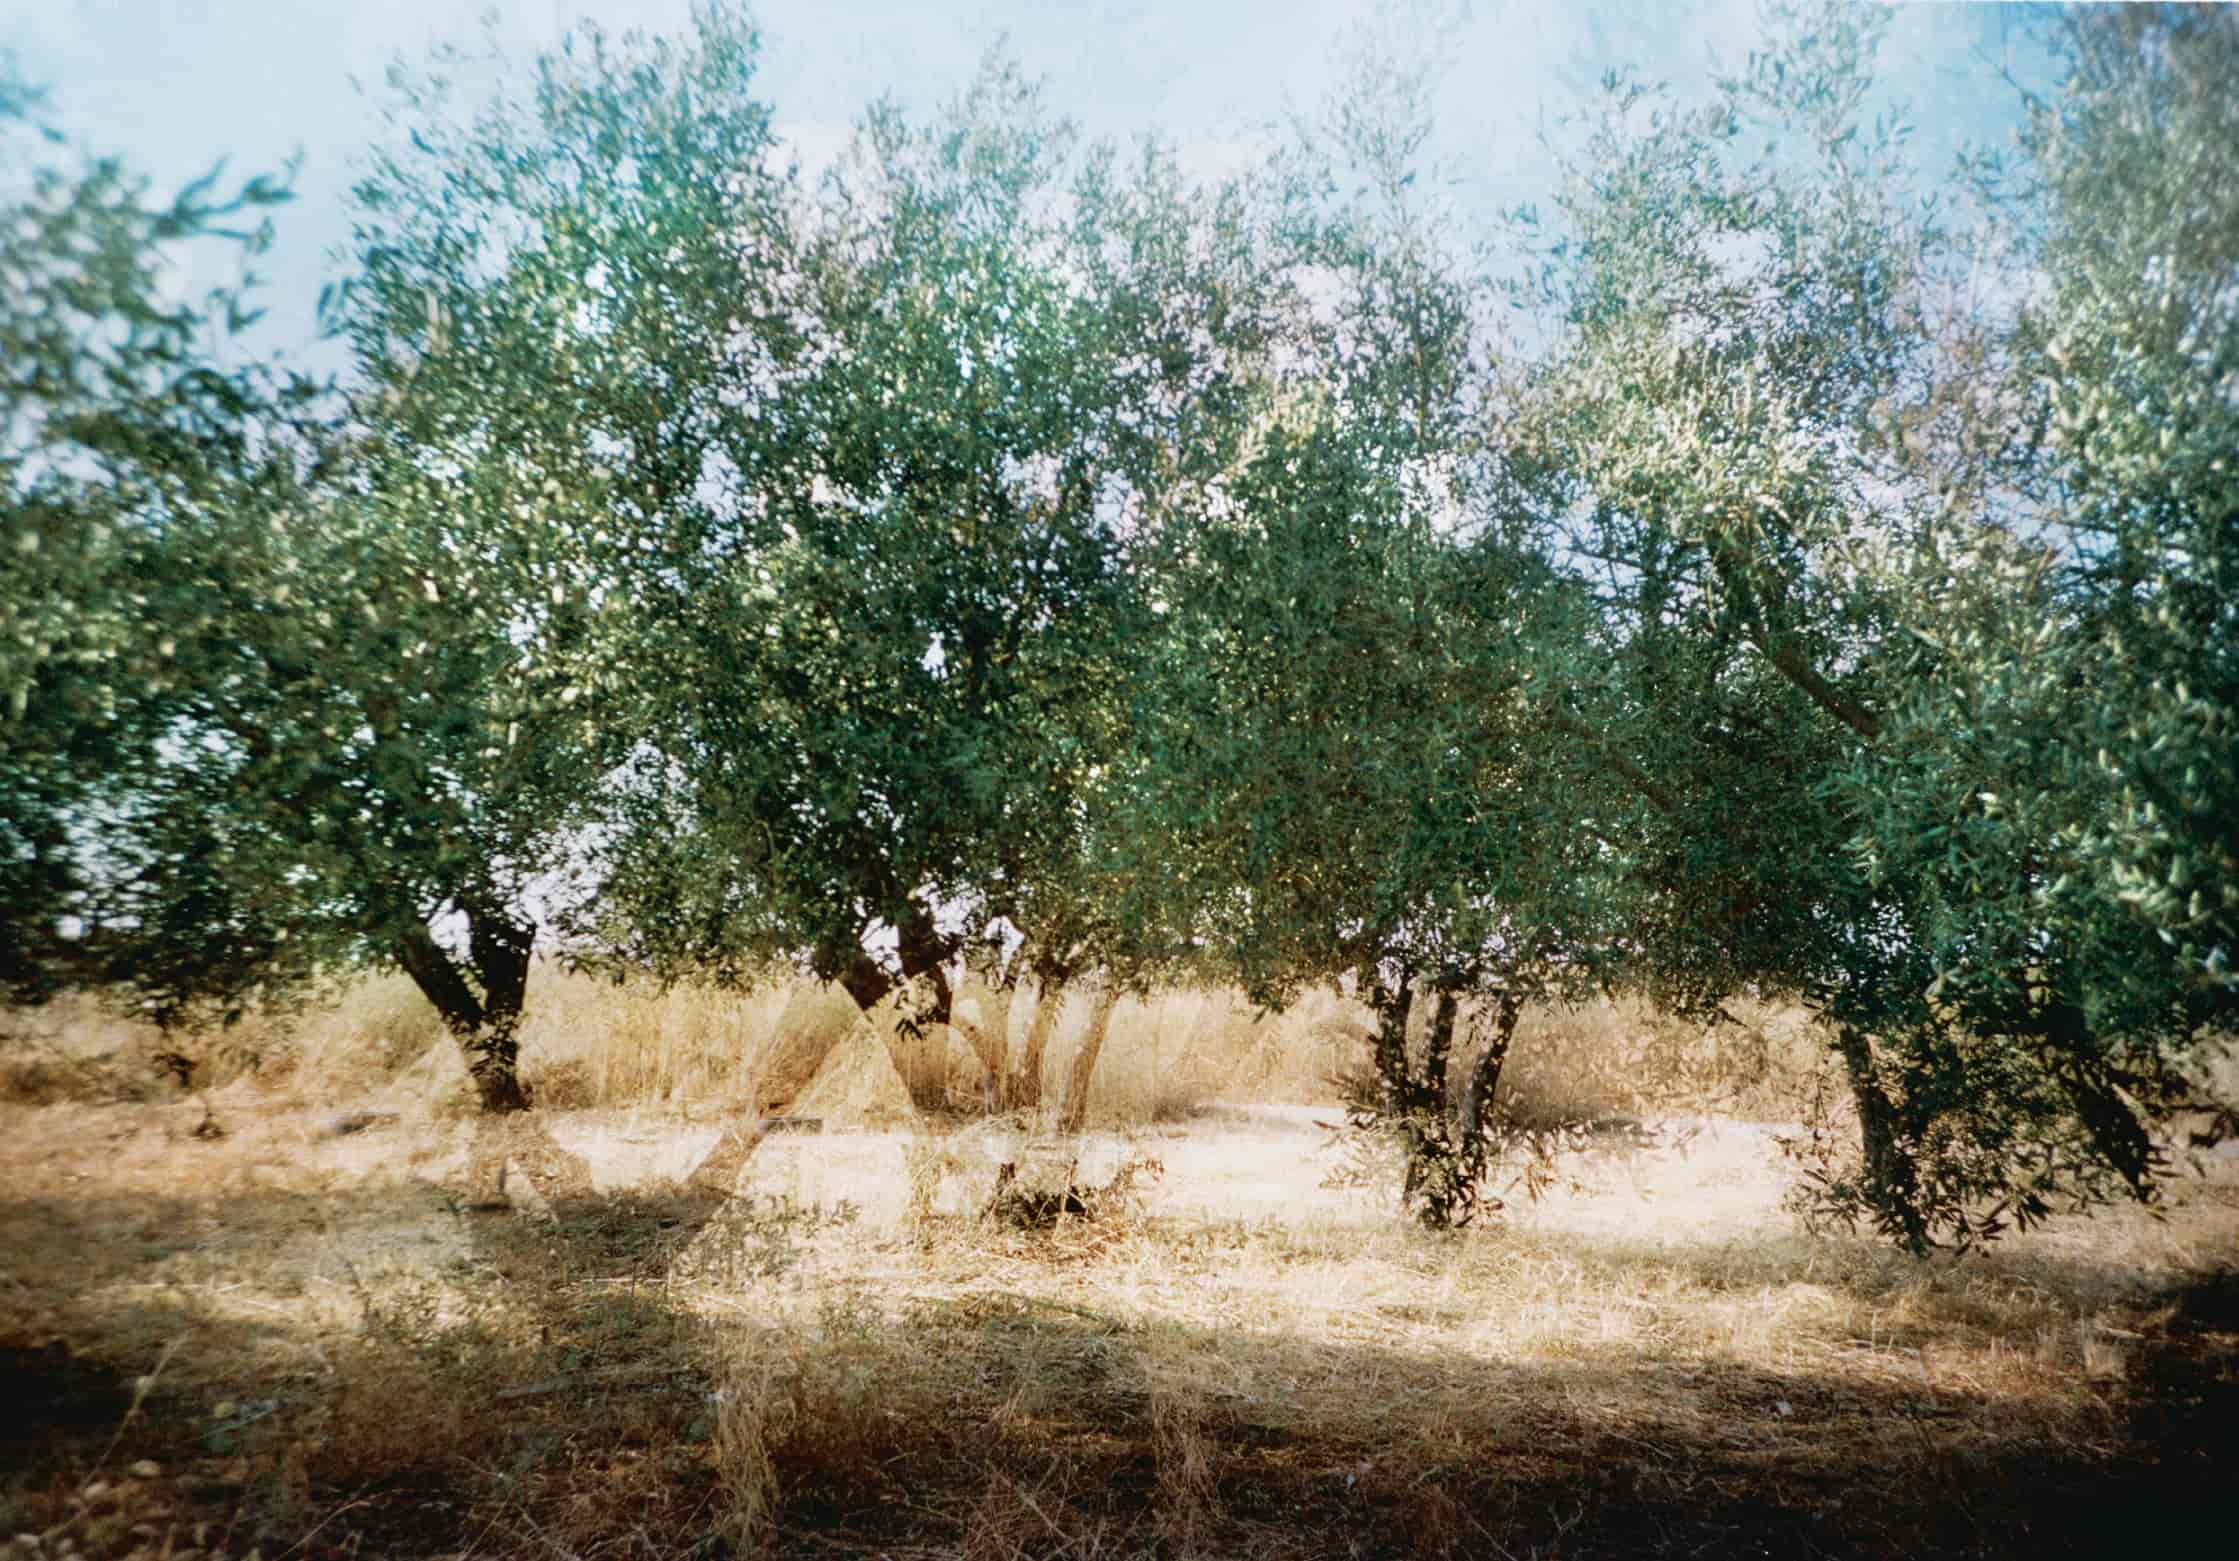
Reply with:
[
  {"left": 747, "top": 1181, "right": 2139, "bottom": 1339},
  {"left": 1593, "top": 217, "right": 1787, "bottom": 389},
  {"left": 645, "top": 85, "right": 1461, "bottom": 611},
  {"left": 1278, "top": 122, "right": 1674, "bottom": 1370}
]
[{"left": 2, "top": 1094, "right": 2235, "bottom": 1559}]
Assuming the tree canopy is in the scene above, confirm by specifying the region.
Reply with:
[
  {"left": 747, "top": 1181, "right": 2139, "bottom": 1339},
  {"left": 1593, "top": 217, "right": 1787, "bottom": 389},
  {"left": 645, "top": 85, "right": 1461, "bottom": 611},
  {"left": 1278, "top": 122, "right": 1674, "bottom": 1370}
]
[{"left": 7, "top": 4, "right": 2232, "bottom": 1244}]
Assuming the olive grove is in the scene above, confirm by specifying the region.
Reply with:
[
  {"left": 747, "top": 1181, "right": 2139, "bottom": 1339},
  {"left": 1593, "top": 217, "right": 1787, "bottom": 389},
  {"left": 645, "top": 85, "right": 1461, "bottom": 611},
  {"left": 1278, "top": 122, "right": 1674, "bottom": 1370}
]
[{"left": 5, "top": 4, "right": 2231, "bottom": 1244}]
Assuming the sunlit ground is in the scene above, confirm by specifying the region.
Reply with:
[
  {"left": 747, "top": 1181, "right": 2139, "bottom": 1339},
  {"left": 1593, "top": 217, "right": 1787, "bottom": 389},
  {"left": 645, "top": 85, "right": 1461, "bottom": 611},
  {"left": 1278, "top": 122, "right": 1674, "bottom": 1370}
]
[{"left": 3, "top": 1083, "right": 2233, "bottom": 1559}]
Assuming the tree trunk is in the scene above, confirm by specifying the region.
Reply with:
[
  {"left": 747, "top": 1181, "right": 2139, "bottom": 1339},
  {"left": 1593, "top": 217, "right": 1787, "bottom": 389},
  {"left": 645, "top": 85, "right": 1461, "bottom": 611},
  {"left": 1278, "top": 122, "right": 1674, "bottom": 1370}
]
[
  {"left": 1010, "top": 957, "right": 1075, "bottom": 1111},
  {"left": 892, "top": 901, "right": 956, "bottom": 1029},
  {"left": 1458, "top": 989, "right": 1522, "bottom": 1140},
  {"left": 1399, "top": 984, "right": 1466, "bottom": 1223},
  {"left": 394, "top": 903, "right": 534, "bottom": 1115},
  {"left": 884, "top": 902, "right": 959, "bottom": 1111},
  {"left": 758, "top": 900, "right": 957, "bottom": 1118},
  {"left": 1363, "top": 970, "right": 1511, "bottom": 1228},
  {"left": 2036, "top": 995, "right": 2157, "bottom": 1197},
  {"left": 1423, "top": 986, "right": 1461, "bottom": 1108},
  {"left": 954, "top": 975, "right": 1017, "bottom": 1111},
  {"left": 1834, "top": 1025, "right": 1926, "bottom": 1249},
  {"left": 837, "top": 947, "right": 895, "bottom": 1013},
  {"left": 1056, "top": 983, "right": 1120, "bottom": 1136},
  {"left": 1366, "top": 969, "right": 1421, "bottom": 1113}
]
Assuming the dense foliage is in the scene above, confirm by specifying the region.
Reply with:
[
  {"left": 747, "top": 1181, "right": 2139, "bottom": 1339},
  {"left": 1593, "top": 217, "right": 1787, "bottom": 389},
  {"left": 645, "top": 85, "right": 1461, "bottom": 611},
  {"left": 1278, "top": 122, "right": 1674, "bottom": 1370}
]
[{"left": 1, "top": 58, "right": 327, "bottom": 1018}]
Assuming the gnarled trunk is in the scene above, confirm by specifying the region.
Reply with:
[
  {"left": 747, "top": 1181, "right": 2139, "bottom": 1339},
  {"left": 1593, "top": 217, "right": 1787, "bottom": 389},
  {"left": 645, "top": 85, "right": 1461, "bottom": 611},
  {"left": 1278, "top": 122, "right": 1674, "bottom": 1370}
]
[
  {"left": 882, "top": 902, "right": 959, "bottom": 1111},
  {"left": 395, "top": 900, "right": 534, "bottom": 1114},
  {"left": 1458, "top": 989, "right": 1521, "bottom": 1141},
  {"left": 754, "top": 898, "right": 957, "bottom": 1118},
  {"left": 1361, "top": 970, "right": 1512, "bottom": 1229}
]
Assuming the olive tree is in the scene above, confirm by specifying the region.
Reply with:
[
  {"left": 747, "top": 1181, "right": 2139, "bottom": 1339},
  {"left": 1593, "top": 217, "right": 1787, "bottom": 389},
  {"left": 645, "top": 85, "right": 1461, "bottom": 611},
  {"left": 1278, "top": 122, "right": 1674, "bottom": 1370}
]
[
  {"left": 2013, "top": 5, "right": 2237, "bottom": 1033},
  {"left": 1837, "top": 3, "right": 2239, "bottom": 1215},
  {"left": 0, "top": 58, "right": 328, "bottom": 1020},
  {"left": 264, "top": 7, "right": 802, "bottom": 1109},
  {"left": 1117, "top": 50, "right": 1630, "bottom": 1226},
  {"left": 1515, "top": 1, "right": 2236, "bottom": 1246},
  {"left": 1511, "top": 3, "right": 2133, "bottom": 1247},
  {"left": 589, "top": 64, "right": 1278, "bottom": 1121},
  {"left": 2, "top": 13, "right": 796, "bottom": 1110},
  {"left": 1786, "top": 4, "right": 2239, "bottom": 1239}
]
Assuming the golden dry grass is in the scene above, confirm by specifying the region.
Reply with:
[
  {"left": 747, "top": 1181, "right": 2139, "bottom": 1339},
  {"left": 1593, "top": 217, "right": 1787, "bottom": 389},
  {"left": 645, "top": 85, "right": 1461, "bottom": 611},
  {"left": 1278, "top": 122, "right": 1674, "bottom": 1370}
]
[
  {"left": 1, "top": 1084, "right": 2234, "bottom": 1558},
  {"left": 0, "top": 964, "right": 1826, "bottom": 1131},
  {"left": 2, "top": 975, "right": 2233, "bottom": 1558}
]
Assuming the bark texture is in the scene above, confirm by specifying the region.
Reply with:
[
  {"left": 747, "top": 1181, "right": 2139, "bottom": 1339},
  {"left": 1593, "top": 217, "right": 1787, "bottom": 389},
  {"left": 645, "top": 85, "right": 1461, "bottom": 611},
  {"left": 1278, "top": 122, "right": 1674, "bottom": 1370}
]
[{"left": 394, "top": 901, "right": 535, "bottom": 1114}]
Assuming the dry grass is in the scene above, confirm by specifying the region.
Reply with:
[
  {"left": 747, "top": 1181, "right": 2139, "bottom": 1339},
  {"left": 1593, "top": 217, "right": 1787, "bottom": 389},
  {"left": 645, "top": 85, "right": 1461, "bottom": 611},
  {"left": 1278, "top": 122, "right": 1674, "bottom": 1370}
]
[
  {"left": 0, "top": 965, "right": 1825, "bottom": 1134},
  {"left": 3, "top": 977, "right": 2233, "bottom": 1557},
  {"left": 0, "top": 1083, "right": 2233, "bottom": 1559}
]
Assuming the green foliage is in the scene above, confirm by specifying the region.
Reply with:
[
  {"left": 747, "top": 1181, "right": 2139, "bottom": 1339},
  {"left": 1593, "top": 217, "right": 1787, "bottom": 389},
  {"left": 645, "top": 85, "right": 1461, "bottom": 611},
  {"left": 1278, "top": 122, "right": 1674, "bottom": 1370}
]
[
  {"left": 2023, "top": 6, "right": 2239, "bottom": 1008},
  {"left": 1507, "top": 4, "right": 1974, "bottom": 1243},
  {"left": 1114, "top": 48, "right": 1629, "bottom": 1226},
  {"left": 3, "top": 17, "right": 788, "bottom": 1105},
  {"left": 1514, "top": 2, "right": 2237, "bottom": 1246},
  {"left": 232, "top": 6, "right": 799, "bottom": 1100},
  {"left": 12, "top": 3, "right": 2230, "bottom": 1232},
  {"left": 1818, "top": 6, "right": 2239, "bottom": 1242},
  {"left": 0, "top": 55, "right": 321, "bottom": 1013},
  {"left": 589, "top": 57, "right": 1275, "bottom": 1013}
]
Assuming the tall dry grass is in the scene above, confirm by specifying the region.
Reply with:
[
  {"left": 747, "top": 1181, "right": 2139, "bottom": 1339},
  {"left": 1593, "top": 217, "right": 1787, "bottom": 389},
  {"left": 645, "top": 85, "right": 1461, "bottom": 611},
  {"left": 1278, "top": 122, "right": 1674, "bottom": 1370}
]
[{"left": 1, "top": 962, "right": 1835, "bottom": 1130}]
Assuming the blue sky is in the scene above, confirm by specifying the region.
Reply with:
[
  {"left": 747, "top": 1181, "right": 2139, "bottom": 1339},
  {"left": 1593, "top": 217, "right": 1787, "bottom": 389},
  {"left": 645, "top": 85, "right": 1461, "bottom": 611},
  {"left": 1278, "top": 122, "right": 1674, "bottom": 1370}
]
[{"left": 6, "top": 1, "right": 2051, "bottom": 368}]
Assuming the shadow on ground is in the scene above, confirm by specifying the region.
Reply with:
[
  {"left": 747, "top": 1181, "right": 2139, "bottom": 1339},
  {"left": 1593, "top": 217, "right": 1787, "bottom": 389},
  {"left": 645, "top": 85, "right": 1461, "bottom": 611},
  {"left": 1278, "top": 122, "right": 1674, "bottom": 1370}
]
[{"left": 0, "top": 1114, "right": 2232, "bottom": 1559}]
